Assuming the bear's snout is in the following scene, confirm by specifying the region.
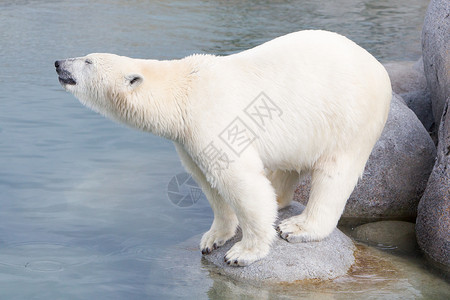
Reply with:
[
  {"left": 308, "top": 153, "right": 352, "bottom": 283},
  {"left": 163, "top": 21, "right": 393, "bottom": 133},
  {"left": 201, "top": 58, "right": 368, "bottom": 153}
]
[{"left": 55, "top": 59, "right": 76, "bottom": 86}]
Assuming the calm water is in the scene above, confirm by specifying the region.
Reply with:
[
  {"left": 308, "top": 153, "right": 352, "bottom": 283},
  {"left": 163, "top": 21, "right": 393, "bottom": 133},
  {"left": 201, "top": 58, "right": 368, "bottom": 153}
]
[{"left": 1, "top": 0, "right": 447, "bottom": 299}]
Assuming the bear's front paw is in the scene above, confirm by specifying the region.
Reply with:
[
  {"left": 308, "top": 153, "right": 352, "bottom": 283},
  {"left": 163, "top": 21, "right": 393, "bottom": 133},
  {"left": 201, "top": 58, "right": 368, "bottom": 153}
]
[
  {"left": 200, "top": 228, "right": 236, "bottom": 255},
  {"left": 224, "top": 241, "right": 270, "bottom": 267},
  {"left": 276, "top": 215, "right": 330, "bottom": 243}
]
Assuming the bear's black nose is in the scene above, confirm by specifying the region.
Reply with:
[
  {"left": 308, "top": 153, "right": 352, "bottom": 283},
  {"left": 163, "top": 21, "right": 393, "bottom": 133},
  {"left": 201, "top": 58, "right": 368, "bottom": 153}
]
[{"left": 55, "top": 60, "right": 61, "bottom": 69}]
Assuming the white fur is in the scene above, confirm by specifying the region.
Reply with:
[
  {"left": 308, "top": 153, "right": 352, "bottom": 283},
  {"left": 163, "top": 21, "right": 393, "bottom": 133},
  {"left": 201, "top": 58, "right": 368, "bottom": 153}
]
[{"left": 58, "top": 30, "right": 391, "bottom": 266}]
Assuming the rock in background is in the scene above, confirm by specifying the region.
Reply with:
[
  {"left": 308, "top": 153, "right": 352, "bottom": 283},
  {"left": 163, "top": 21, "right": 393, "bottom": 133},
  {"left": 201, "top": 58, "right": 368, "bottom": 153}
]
[
  {"left": 421, "top": 0, "right": 450, "bottom": 126},
  {"left": 294, "top": 94, "right": 436, "bottom": 224},
  {"left": 384, "top": 59, "right": 427, "bottom": 95},
  {"left": 384, "top": 59, "right": 434, "bottom": 131},
  {"left": 402, "top": 89, "right": 434, "bottom": 133},
  {"left": 416, "top": 98, "right": 450, "bottom": 275},
  {"left": 415, "top": 0, "right": 450, "bottom": 275},
  {"left": 203, "top": 202, "right": 355, "bottom": 283}
]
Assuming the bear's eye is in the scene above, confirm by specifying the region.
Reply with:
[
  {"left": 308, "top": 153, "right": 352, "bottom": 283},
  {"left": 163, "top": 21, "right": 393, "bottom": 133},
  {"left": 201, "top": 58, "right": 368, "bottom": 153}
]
[
  {"left": 129, "top": 77, "right": 140, "bottom": 85},
  {"left": 85, "top": 59, "right": 93, "bottom": 65},
  {"left": 125, "top": 74, "right": 143, "bottom": 87}
]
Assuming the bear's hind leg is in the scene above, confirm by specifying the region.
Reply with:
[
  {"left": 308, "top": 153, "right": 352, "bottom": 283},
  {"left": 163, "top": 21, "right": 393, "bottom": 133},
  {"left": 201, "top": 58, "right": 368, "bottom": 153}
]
[
  {"left": 277, "top": 153, "right": 364, "bottom": 242},
  {"left": 267, "top": 170, "right": 300, "bottom": 209}
]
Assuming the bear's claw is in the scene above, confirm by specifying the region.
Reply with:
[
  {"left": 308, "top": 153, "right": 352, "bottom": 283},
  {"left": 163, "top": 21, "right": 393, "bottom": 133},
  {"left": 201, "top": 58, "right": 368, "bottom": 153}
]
[
  {"left": 200, "top": 228, "right": 236, "bottom": 256},
  {"left": 201, "top": 242, "right": 219, "bottom": 255},
  {"left": 223, "top": 240, "right": 271, "bottom": 267},
  {"left": 224, "top": 257, "right": 239, "bottom": 266},
  {"left": 276, "top": 225, "right": 291, "bottom": 240}
]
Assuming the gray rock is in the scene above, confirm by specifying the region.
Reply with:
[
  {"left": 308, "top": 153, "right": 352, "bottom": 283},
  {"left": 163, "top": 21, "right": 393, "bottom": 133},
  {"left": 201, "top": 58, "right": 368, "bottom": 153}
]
[
  {"left": 294, "top": 94, "right": 436, "bottom": 224},
  {"left": 384, "top": 59, "right": 427, "bottom": 95},
  {"left": 401, "top": 89, "right": 434, "bottom": 131},
  {"left": 203, "top": 202, "right": 355, "bottom": 283},
  {"left": 422, "top": 0, "right": 450, "bottom": 126},
  {"left": 352, "top": 221, "right": 418, "bottom": 254},
  {"left": 416, "top": 98, "right": 450, "bottom": 274},
  {"left": 384, "top": 59, "right": 434, "bottom": 131}
]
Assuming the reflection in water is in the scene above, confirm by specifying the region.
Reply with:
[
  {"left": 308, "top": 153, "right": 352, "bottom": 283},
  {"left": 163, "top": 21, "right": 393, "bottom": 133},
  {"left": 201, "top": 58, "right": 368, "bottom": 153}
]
[{"left": 0, "top": 0, "right": 447, "bottom": 299}]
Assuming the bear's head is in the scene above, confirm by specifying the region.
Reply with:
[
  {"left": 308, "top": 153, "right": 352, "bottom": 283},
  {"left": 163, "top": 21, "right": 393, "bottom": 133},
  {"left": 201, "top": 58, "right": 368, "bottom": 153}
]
[
  {"left": 55, "top": 53, "right": 196, "bottom": 140},
  {"left": 55, "top": 53, "right": 145, "bottom": 122}
]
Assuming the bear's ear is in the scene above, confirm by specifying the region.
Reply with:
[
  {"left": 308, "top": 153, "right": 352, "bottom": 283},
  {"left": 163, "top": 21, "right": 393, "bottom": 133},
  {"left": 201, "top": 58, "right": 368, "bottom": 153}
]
[{"left": 125, "top": 74, "right": 143, "bottom": 88}]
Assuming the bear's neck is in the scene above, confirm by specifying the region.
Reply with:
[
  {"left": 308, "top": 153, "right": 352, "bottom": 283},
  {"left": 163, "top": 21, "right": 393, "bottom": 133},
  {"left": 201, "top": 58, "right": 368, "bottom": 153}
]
[{"left": 121, "top": 55, "right": 211, "bottom": 144}]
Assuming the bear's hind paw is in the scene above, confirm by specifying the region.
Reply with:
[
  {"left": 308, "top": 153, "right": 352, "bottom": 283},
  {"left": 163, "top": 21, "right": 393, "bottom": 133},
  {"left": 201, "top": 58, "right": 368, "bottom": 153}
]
[{"left": 277, "top": 216, "right": 329, "bottom": 243}]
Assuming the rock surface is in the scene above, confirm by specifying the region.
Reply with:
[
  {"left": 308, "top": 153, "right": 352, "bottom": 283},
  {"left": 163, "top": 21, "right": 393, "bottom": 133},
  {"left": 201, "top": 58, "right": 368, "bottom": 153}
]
[
  {"left": 384, "top": 59, "right": 434, "bottom": 131},
  {"left": 294, "top": 94, "right": 436, "bottom": 224},
  {"left": 401, "top": 89, "right": 434, "bottom": 131},
  {"left": 202, "top": 202, "right": 355, "bottom": 283},
  {"left": 352, "top": 221, "right": 418, "bottom": 254},
  {"left": 416, "top": 98, "right": 450, "bottom": 274},
  {"left": 422, "top": 0, "right": 450, "bottom": 125},
  {"left": 384, "top": 59, "right": 427, "bottom": 95}
]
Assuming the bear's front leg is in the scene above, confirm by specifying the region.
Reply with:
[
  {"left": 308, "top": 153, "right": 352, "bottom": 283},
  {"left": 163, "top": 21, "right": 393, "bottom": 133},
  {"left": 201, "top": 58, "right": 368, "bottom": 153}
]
[
  {"left": 214, "top": 164, "right": 278, "bottom": 266},
  {"left": 199, "top": 187, "right": 239, "bottom": 255},
  {"left": 174, "top": 143, "right": 238, "bottom": 254}
]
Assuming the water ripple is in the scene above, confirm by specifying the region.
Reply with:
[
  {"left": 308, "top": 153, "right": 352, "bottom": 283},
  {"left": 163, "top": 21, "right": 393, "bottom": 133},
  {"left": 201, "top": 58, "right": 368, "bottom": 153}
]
[{"left": 0, "top": 242, "right": 101, "bottom": 272}]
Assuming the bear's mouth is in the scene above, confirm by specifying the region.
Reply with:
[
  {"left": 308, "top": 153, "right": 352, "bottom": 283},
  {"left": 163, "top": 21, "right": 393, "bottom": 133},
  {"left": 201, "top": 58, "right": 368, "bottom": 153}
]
[{"left": 58, "top": 75, "right": 76, "bottom": 86}]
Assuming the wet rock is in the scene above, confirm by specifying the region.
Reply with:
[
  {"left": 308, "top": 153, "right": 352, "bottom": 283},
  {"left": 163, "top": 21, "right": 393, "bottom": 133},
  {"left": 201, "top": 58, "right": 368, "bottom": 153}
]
[
  {"left": 294, "top": 94, "right": 436, "bottom": 224},
  {"left": 384, "top": 59, "right": 434, "bottom": 131},
  {"left": 352, "top": 221, "right": 418, "bottom": 254},
  {"left": 416, "top": 98, "right": 450, "bottom": 274},
  {"left": 422, "top": 0, "right": 450, "bottom": 125},
  {"left": 162, "top": 232, "right": 450, "bottom": 298},
  {"left": 203, "top": 202, "right": 355, "bottom": 283}
]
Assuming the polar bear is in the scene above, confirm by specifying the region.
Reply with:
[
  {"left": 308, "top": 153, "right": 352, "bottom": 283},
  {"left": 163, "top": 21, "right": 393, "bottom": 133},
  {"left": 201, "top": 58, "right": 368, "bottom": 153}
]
[{"left": 55, "top": 30, "right": 391, "bottom": 266}]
